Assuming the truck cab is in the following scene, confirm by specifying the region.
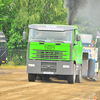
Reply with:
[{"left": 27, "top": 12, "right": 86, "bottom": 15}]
[{"left": 23, "top": 24, "right": 83, "bottom": 84}]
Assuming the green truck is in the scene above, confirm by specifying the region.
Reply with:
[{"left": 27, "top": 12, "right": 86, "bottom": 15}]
[{"left": 23, "top": 24, "right": 83, "bottom": 84}]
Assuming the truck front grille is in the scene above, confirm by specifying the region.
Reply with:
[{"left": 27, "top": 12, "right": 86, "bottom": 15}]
[
  {"left": 32, "top": 50, "right": 66, "bottom": 60},
  {"left": 41, "top": 68, "right": 56, "bottom": 72},
  {"left": 41, "top": 62, "right": 56, "bottom": 72}
]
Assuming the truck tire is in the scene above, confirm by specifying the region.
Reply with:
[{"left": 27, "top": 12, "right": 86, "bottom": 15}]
[
  {"left": 76, "top": 65, "right": 82, "bottom": 83},
  {"left": 28, "top": 73, "right": 36, "bottom": 82},
  {"left": 67, "top": 64, "right": 76, "bottom": 84}
]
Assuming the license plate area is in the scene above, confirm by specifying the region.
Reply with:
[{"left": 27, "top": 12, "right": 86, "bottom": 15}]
[{"left": 41, "top": 62, "right": 56, "bottom": 72}]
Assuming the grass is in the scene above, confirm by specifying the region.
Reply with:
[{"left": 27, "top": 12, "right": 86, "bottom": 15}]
[
  {"left": 1, "top": 61, "right": 100, "bottom": 72},
  {"left": 0, "top": 61, "right": 26, "bottom": 70}
]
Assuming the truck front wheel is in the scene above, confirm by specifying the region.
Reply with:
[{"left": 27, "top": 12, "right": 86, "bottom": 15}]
[
  {"left": 67, "top": 64, "right": 76, "bottom": 84},
  {"left": 28, "top": 73, "right": 36, "bottom": 82},
  {"left": 76, "top": 65, "right": 82, "bottom": 83}
]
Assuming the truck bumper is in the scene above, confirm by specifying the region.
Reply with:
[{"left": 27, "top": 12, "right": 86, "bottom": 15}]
[
  {"left": 0, "top": 60, "right": 7, "bottom": 65},
  {"left": 27, "top": 60, "right": 74, "bottom": 75}
]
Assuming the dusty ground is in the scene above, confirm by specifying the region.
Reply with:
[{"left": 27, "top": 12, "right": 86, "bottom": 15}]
[{"left": 0, "top": 69, "right": 100, "bottom": 100}]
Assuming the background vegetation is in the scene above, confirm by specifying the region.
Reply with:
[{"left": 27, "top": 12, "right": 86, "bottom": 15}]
[{"left": 0, "top": 0, "right": 100, "bottom": 66}]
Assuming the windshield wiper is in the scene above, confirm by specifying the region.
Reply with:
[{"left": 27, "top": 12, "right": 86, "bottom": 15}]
[
  {"left": 31, "top": 39, "right": 65, "bottom": 43},
  {"left": 32, "top": 39, "right": 45, "bottom": 42},
  {"left": 52, "top": 40, "right": 65, "bottom": 43},
  {"left": 38, "top": 40, "right": 45, "bottom": 42}
]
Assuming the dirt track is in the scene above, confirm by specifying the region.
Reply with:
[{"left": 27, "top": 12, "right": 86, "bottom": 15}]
[{"left": 0, "top": 69, "right": 100, "bottom": 100}]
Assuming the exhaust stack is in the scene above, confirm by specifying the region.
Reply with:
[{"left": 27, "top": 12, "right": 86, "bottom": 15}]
[{"left": 65, "top": 0, "right": 87, "bottom": 25}]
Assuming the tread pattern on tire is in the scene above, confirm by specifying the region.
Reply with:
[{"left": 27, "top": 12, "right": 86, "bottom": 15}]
[
  {"left": 67, "top": 75, "right": 74, "bottom": 84},
  {"left": 76, "top": 65, "right": 82, "bottom": 83},
  {"left": 67, "top": 64, "right": 76, "bottom": 84},
  {"left": 28, "top": 74, "right": 36, "bottom": 82}
]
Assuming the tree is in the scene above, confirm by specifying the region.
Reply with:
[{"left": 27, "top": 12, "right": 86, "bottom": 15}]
[
  {"left": 0, "top": 0, "right": 17, "bottom": 41},
  {"left": 7, "top": 0, "right": 68, "bottom": 50},
  {"left": 74, "top": 17, "right": 97, "bottom": 40}
]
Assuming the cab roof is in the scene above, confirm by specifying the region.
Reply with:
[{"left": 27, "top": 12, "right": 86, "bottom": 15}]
[{"left": 28, "top": 24, "right": 78, "bottom": 31}]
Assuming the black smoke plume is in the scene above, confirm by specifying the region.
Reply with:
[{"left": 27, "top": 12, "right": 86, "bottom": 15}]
[{"left": 65, "top": 0, "right": 87, "bottom": 25}]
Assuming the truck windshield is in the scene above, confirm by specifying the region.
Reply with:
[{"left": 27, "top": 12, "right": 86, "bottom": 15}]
[
  {"left": 0, "top": 41, "right": 7, "bottom": 47},
  {"left": 80, "top": 34, "right": 93, "bottom": 44},
  {"left": 29, "top": 29, "right": 73, "bottom": 43}
]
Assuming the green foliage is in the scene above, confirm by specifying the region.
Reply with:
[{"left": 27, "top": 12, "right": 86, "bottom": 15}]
[
  {"left": 74, "top": 17, "right": 97, "bottom": 39},
  {"left": 0, "top": 0, "right": 12, "bottom": 30},
  {"left": 1, "top": 0, "right": 68, "bottom": 65},
  {"left": 14, "top": 0, "right": 67, "bottom": 27},
  {"left": 6, "top": 0, "right": 67, "bottom": 51},
  {"left": 7, "top": 22, "right": 27, "bottom": 50},
  {"left": 7, "top": 50, "right": 27, "bottom": 66}
]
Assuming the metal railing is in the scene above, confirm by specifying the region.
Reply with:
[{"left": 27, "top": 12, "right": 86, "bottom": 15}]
[
  {"left": 7, "top": 49, "right": 100, "bottom": 67},
  {"left": 7, "top": 49, "right": 27, "bottom": 65}
]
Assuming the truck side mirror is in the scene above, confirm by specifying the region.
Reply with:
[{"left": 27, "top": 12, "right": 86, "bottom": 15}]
[
  {"left": 23, "top": 31, "right": 26, "bottom": 41},
  {"left": 76, "top": 34, "right": 80, "bottom": 41}
]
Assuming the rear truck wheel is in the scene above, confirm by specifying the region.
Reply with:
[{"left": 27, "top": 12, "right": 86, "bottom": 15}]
[
  {"left": 28, "top": 73, "right": 36, "bottom": 82},
  {"left": 76, "top": 65, "right": 82, "bottom": 83},
  {"left": 94, "top": 72, "right": 98, "bottom": 81},
  {"left": 67, "top": 64, "right": 76, "bottom": 84}
]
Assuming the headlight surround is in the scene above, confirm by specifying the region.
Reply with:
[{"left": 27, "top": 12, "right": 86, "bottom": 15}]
[
  {"left": 28, "top": 64, "right": 35, "bottom": 67},
  {"left": 63, "top": 65, "right": 70, "bottom": 68}
]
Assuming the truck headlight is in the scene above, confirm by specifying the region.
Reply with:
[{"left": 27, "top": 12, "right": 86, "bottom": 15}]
[
  {"left": 28, "top": 64, "right": 35, "bottom": 67},
  {"left": 63, "top": 65, "right": 70, "bottom": 68}
]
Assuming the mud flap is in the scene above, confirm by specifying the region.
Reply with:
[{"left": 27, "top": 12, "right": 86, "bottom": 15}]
[{"left": 82, "top": 60, "right": 88, "bottom": 77}]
